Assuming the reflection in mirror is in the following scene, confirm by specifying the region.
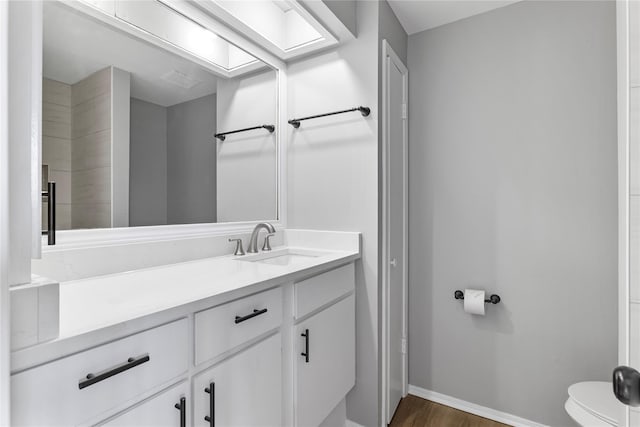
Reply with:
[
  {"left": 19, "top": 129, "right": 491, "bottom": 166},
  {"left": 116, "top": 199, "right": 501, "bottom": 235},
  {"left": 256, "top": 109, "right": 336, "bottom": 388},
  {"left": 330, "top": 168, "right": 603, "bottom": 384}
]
[
  {"left": 42, "top": 1, "right": 278, "bottom": 231},
  {"left": 212, "top": 1, "right": 324, "bottom": 51}
]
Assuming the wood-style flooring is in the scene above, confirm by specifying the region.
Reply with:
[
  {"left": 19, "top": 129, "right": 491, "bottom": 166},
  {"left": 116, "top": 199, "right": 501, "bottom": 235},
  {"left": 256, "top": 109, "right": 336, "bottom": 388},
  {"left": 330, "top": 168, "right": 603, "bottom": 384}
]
[{"left": 389, "top": 395, "right": 512, "bottom": 427}]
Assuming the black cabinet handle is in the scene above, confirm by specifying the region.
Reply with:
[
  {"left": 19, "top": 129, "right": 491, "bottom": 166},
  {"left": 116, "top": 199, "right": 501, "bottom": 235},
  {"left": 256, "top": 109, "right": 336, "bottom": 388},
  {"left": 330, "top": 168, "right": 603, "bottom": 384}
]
[
  {"left": 78, "top": 353, "right": 150, "bottom": 389},
  {"left": 301, "top": 329, "right": 309, "bottom": 363},
  {"left": 613, "top": 365, "right": 640, "bottom": 406},
  {"left": 174, "top": 396, "right": 186, "bottom": 427},
  {"left": 204, "top": 382, "right": 215, "bottom": 426},
  {"left": 235, "top": 308, "right": 268, "bottom": 324}
]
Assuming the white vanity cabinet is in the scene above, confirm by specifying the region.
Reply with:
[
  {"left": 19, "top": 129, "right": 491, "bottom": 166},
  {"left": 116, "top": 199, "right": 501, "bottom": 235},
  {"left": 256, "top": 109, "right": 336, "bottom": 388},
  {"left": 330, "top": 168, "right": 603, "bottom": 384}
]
[
  {"left": 294, "top": 264, "right": 356, "bottom": 319},
  {"left": 193, "top": 286, "right": 283, "bottom": 426},
  {"left": 11, "top": 319, "right": 189, "bottom": 426},
  {"left": 293, "top": 265, "right": 356, "bottom": 427},
  {"left": 194, "top": 287, "right": 283, "bottom": 365},
  {"left": 100, "top": 381, "right": 188, "bottom": 427},
  {"left": 193, "top": 333, "right": 282, "bottom": 427},
  {"left": 11, "top": 260, "right": 358, "bottom": 427}
]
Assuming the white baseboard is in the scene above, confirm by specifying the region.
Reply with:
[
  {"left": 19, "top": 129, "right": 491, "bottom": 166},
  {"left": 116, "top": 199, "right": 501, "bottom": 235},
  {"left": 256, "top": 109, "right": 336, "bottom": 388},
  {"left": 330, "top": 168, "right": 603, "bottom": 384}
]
[
  {"left": 408, "top": 385, "right": 549, "bottom": 427},
  {"left": 345, "top": 420, "right": 366, "bottom": 427}
]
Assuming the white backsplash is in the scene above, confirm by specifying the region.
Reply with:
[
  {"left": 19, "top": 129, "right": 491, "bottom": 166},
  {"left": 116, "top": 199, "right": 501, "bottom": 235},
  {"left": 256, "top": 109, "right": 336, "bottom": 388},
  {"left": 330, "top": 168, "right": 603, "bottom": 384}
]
[
  {"left": 11, "top": 276, "right": 59, "bottom": 350},
  {"left": 32, "top": 231, "right": 285, "bottom": 282}
]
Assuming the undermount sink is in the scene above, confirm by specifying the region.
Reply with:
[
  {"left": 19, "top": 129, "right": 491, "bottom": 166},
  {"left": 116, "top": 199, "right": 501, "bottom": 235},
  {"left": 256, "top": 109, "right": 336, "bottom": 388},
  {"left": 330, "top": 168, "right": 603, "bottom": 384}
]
[{"left": 237, "top": 248, "right": 326, "bottom": 266}]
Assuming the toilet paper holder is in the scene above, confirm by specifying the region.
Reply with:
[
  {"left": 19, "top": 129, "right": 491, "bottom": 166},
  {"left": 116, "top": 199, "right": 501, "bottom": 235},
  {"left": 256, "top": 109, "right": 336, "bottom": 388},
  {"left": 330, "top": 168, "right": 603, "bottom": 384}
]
[{"left": 454, "top": 290, "right": 501, "bottom": 305}]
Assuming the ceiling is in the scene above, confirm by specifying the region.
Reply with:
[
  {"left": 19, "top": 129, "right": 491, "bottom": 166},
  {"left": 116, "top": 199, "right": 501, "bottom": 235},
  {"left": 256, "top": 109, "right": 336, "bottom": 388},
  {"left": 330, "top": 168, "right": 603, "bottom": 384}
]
[
  {"left": 387, "top": 0, "right": 522, "bottom": 35},
  {"left": 43, "top": 2, "right": 220, "bottom": 107}
]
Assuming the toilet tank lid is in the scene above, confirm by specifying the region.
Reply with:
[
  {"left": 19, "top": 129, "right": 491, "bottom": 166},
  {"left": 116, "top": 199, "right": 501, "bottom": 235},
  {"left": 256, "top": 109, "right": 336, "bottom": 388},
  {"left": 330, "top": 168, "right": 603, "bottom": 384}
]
[{"left": 568, "top": 381, "right": 622, "bottom": 425}]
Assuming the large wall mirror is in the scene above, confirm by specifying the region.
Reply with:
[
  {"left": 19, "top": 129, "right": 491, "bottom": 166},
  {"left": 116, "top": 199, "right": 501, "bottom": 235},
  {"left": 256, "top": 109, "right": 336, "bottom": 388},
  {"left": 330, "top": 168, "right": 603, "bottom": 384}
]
[{"left": 41, "top": 0, "right": 279, "bottom": 233}]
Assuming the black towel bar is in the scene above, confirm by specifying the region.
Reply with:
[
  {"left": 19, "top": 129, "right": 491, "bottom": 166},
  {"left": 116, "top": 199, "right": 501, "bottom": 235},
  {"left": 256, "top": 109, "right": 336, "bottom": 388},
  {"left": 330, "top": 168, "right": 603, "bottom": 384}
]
[
  {"left": 215, "top": 124, "right": 275, "bottom": 141},
  {"left": 288, "top": 106, "right": 371, "bottom": 128}
]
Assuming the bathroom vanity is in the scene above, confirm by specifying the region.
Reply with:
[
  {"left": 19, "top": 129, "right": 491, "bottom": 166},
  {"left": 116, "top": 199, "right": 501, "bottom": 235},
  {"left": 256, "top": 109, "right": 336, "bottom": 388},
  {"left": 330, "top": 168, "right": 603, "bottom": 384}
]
[
  {"left": 5, "top": 0, "right": 366, "bottom": 425},
  {"left": 11, "top": 230, "right": 360, "bottom": 426}
]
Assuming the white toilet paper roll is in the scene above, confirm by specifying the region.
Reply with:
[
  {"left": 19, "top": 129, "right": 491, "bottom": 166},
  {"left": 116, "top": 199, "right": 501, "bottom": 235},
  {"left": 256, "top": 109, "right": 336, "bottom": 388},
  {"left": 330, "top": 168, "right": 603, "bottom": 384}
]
[{"left": 463, "top": 289, "right": 485, "bottom": 315}]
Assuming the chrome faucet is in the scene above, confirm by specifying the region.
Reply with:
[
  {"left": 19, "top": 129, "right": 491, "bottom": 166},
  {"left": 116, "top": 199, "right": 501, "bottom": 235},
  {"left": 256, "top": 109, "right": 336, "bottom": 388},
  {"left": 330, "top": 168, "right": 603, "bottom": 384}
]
[{"left": 247, "top": 222, "right": 276, "bottom": 253}]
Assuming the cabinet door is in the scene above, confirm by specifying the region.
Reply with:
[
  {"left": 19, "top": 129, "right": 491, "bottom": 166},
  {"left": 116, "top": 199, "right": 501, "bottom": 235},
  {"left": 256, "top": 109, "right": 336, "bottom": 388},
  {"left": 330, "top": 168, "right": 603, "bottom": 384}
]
[
  {"left": 100, "top": 382, "right": 188, "bottom": 427},
  {"left": 193, "top": 333, "right": 282, "bottom": 427},
  {"left": 295, "top": 294, "right": 355, "bottom": 427}
]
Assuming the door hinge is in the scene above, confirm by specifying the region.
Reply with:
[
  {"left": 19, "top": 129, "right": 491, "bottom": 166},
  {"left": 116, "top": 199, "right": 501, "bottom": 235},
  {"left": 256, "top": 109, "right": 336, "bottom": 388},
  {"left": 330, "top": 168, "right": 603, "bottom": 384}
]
[
  {"left": 401, "top": 338, "right": 407, "bottom": 354},
  {"left": 401, "top": 103, "right": 407, "bottom": 120}
]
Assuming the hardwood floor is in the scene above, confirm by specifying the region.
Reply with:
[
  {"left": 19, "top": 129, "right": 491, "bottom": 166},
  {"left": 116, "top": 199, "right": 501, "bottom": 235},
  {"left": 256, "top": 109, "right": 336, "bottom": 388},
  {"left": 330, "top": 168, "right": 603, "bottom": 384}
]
[{"left": 389, "top": 395, "right": 512, "bottom": 427}]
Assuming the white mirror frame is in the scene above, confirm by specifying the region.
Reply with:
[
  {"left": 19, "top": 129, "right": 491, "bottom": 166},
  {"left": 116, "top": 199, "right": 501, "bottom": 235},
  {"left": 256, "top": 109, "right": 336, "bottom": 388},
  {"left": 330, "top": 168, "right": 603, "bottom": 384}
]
[{"left": 34, "top": 0, "right": 288, "bottom": 252}]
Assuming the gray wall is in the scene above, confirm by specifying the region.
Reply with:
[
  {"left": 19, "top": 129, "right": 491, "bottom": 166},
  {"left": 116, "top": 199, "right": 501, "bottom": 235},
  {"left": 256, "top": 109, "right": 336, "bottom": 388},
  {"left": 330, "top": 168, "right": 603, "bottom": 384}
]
[
  {"left": 129, "top": 98, "right": 167, "bottom": 226},
  {"left": 407, "top": 2, "right": 617, "bottom": 425},
  {"left": 130, "top": 94, "right": 216, "bottom": 226},
  {"left": 167, "top": 94, "right": 216, "bottom": 224},
  {"left": 322, "top": 0, "right": 356, "bottom": 37},
  {"left": 379, "top": 0, "right": 407, "bottom": 64}
]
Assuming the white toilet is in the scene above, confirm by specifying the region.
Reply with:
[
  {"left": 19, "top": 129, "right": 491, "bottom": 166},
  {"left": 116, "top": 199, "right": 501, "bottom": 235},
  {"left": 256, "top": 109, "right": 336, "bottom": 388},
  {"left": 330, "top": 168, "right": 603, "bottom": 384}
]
[{"left": 565, "top": 382, "right": 621, "bottom": 426}]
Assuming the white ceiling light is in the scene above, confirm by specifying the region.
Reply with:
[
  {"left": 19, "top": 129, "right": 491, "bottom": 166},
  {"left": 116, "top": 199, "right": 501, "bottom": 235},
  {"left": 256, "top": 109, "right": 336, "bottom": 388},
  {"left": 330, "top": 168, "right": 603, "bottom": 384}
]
[{"left": 198, "top": 0, "right": 337, "bottom": 60}]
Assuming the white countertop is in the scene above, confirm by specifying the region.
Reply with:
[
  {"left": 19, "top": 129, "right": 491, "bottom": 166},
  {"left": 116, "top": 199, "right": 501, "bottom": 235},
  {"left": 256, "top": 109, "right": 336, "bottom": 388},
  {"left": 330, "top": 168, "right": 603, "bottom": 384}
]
[
  {"left": 12, "top": 230, "right": 360, "bottom": 372},
  {"left": 59, "top": 246, "right": 357, "bottom": 337}
]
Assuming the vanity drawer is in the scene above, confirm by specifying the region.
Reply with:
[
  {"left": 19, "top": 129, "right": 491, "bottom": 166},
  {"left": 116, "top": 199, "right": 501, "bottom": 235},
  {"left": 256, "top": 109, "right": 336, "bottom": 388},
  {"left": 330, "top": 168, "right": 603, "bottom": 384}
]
[
  {"left": 11, "top": 319, "right": 188, "bottom": 426},
  {"left": 194, "top": 287, "right": 282, "bottom": 365},
  {"left": 294, "top": 263, "right": 355, "bottom": 319},
  {"left": 100, "top": 381, "right": 188, "bottom": 427}
]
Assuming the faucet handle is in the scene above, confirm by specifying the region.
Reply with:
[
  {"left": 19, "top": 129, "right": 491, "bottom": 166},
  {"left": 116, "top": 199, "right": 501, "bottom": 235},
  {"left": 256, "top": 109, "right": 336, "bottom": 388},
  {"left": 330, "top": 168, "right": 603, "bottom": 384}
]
[
  {"left": 229, "top": 238, "right": 245, "bottom": 256},
  {"left": 262, "top": 233, "right": 274, "bottom": 252}
]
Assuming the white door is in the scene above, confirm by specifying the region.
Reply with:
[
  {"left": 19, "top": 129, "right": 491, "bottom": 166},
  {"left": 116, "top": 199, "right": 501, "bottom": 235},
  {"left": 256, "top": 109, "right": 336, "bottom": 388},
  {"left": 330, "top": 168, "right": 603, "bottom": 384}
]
[
  {"left": 295, "top": 295, "right": 355, "bottom": 427},
  {"left": 615, "top": 1, "right": 640, "bottom": 425},
  {"left": 0, "top": 2, "right": 9, "bottom": 424},
  {"left": 382, "top": 40, "right": 408, "bottom": 425},
  {"left": 193, "top": 333, "right": 282, "bottom": 427}
]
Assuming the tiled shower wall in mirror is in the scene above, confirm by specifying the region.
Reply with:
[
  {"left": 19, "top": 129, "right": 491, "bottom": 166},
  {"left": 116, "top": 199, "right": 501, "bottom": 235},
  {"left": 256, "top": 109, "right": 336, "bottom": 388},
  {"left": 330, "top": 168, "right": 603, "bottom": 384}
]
[
  {"left": 71, "top": 67, "right": 112, "bottom": 229},
  {"left": 42, "top": 66, "right": 129, "bottom": 230},
  {"left": 42, "top": 78, "right": 71, "bottom": 230}
]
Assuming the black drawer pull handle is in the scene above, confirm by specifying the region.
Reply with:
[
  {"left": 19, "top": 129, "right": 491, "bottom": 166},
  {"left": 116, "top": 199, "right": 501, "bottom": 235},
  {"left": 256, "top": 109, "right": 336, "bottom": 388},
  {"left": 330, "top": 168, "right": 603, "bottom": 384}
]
[
  {"left": 174, "top": 396, "right": 186, "bottom": 427},
  {"left": 301, "top": 329, "right": 309, "bottom": 363},
  {"left": 235, "top": 308, "right": 268, "bottom": 324},
  {"left": 78, "top": 353, "right": 150, "bottom": 389},
  {"left": 204, "top": 382, "right": 215, "bottom": 426}
]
